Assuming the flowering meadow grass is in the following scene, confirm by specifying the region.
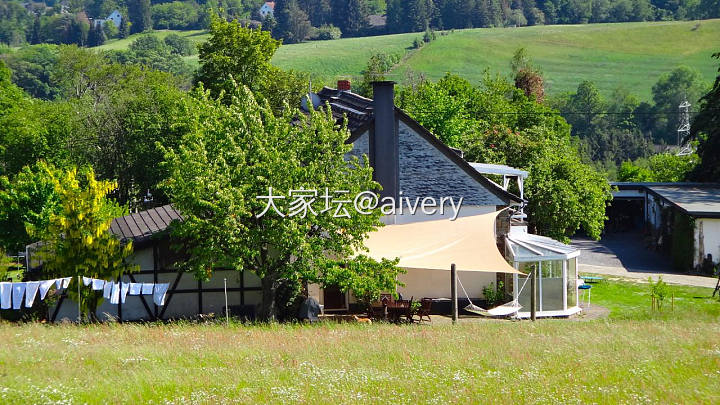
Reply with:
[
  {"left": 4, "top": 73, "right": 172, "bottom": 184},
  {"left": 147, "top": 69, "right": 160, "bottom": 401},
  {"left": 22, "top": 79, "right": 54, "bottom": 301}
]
[{"left": 0, "top": 280, "right": 719, "bottom": 403}]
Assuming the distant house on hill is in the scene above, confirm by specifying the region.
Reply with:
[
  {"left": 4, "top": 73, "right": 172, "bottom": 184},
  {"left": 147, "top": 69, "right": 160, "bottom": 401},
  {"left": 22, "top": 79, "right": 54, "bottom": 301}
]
[
  {"left": 92, "top": 9, "right": 122, "bottom": 28},
  {"left": 259, "top": 1, "right": 275, "bottom": 18}
]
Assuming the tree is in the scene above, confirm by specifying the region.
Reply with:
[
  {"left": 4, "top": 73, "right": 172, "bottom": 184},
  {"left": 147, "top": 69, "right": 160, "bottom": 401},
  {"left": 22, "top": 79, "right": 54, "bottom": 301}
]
[
  {"left": 651, "top": 66, "right": 708, "bottom": 144},
  {"left": 0, "top": 162, "right": 61, "bottom": 253},
  {"left": 128, "top": 0, "right": 152, "bottom": 34},
  {"left": 397, "top": 73, "right": 611, "bottom": 241},
  {"left": 195, "top": 15, "right": 306, "bottom": 112},
  {"left": 164, "top": 33, "right": 195, "bottom": 56},
  {"left": 87, "top": 23, "right": 107, "bottom": 47},
  {"left": 195, "top": 15, "right": 280, "bottom": 101},
  {"left": 31, "top": 166, "right": 136, "bottom": 321},
  {"left": 274, "top": 0, "right": 312, "bottom": 43},
  {"left": 119, "top": 17, "right": 130, "bottom": 38},
  {"left": 331, "top": 0, "right": 368, "bottom": 37},
  {"left": 161, "top": 85, "right": 401, "bottom": 320},
  {"left": 618, "top": 153, "right": 698, "bottom": 182},
  {"left": 690, "top": 52, "right": 720, "bottom": 181}
]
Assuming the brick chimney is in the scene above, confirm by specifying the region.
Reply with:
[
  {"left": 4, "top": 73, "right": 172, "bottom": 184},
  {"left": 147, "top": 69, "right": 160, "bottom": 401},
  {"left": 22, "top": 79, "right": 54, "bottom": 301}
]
[
  {"left": 337, "top": 79, "right": 351, "bottom": 91},
  {"left": 372, "top": 81, "right": 399, "bottom": 202}
]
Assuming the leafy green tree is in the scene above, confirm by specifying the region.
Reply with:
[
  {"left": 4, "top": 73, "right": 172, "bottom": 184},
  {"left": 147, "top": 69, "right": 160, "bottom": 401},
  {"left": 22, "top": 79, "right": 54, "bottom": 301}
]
[
  {"left": 195, "top": 15, "right": 280, "bottom": 100},
  {"left": 0, "top": 162, "right": 61, "bottom": 253},
  {"left": 618, "top": 153, "right": 698, "bottom": 182},
  {"left": 274, "top": 0, "right": 312, "bottom": 43},
  {"left": 331, "top": 0, "right": 368, "bottom": 37},
  {"left": 164, "top": 33, "right": 195, "bottom": 56},
  {"left": 87, "top": 23, "right": 106, "bottom": 47},
  {"left": 31, "top": 166, "right": 136, "bottom": 321},
  {"left": 651, "top": 66, "right": 708, "bottom": 144},
  {"left": 397, "top": 73, "right": 611, "bottom": 241},
  {"left": 161, "top": 85, "right": 401, "bottom": 320},
  {"left": 1, "top": 44, "right": 60, "bottom": 100},
  {"left": 119, "top": 17, "right": 130, "bottom": 38},
  {"left": 195, "top": 15, "right": 307, "bottom": 111},
  {"left": 690, "top": 52, "right": 720, "bottom": 181},
  {"left": 128, "top": 0, "right": 152, "bottom": 34}
]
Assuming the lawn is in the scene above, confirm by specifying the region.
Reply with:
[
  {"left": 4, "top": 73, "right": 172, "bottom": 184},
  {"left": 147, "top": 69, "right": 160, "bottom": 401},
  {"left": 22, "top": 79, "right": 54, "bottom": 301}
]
[{"left": 0, "top": 279, "right": 719, "bottom": 403}]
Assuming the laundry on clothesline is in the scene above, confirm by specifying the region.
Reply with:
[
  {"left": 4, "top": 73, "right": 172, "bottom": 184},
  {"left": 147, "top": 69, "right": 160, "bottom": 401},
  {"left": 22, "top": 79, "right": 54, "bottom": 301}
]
[
  {"left": 0, "top": 282, "right": 12, "bottom": 310},
  {"left": 25, "top": 281, "right": 40, "bottom": 308},
  {"left": 0, "top": 277, "right": 170, "bottom": 310}
]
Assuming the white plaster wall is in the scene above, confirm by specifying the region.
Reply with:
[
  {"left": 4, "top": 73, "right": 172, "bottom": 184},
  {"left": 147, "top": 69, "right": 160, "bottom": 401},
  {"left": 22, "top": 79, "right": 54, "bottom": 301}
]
[{"left": 695, "top": 218, "right": 720, "bottom": 267}]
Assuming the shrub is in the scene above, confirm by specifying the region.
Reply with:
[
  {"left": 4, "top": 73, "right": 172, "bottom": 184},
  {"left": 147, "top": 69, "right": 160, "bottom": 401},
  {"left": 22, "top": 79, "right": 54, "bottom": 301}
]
[
  {"left": 312, "top": 24, "right": 342, "bottom": 40},
  {"left": 164, "top": 33, "right": 195, "bottom": 56},
  {"left": 483, "top": 281, "right": 505, "bottom": 306},
  {"left": 649, "top": 276, "right": 671, "bottom": 310},
  {"left": 412, "top": 37, "right": 424, "bottom": 49}
]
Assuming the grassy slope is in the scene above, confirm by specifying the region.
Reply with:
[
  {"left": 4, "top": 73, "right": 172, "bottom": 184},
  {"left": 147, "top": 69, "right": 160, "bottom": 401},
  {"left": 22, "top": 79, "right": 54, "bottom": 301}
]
[
  {"left": 0, "top": 280, "right": 719, "bottom": 403},
  {"left": 274, "top": 19, "right": 720, "bottom": 99},
  {"left": 93, "top": 21, "right": 719, "bottom": 98}
]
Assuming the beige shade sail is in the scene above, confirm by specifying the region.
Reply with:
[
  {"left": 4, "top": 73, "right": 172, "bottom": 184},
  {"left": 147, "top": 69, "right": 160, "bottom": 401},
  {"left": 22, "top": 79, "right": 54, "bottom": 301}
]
[{"left": 360, "top": 211, "right": 522, "bottom": 274}]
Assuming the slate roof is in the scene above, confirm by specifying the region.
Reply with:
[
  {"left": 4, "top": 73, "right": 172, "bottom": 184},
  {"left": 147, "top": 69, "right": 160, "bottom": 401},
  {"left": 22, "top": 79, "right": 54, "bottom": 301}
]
[
  {"left": 109, "top": 204, "right": 182, "bottom": 244},
  {"left": 316, "top": 87, "right": 374, "bottom": 133},
  {"left": 315, "top": 86, "right": 522, "bottom": 204}
]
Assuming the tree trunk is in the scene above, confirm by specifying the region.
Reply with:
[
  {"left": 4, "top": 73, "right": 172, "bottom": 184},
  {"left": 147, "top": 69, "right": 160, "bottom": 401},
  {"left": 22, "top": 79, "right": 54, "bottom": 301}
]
[{"left": 259, "top": 273, "right": 279, "bottom": 322}]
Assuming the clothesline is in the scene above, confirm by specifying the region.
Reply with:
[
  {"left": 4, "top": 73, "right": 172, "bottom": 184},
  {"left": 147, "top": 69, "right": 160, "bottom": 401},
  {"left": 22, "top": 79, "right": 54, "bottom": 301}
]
[{"left": 0, "top": 277, "right": 169, "bottom": 311}]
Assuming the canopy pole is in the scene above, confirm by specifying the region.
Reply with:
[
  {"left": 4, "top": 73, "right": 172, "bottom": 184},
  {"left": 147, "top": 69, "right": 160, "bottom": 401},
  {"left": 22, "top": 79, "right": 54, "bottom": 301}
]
[
  {"left": 224, "top": 278, "right": 229, "bottom": 326},
  {"left": 77, "top": 275, "right": 81, "bottom": 324},
  {"left": 530, "top": 265, "right": 537, "bottom": 322},
  {"left": 451, "top": 263, "right": 457, "bottom": 324}
]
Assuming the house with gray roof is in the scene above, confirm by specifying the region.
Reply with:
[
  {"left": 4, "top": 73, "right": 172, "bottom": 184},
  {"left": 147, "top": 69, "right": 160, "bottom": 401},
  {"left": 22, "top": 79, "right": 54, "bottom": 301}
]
[{"left": 39, "top": 81, "right": 530, "bottom": 321}]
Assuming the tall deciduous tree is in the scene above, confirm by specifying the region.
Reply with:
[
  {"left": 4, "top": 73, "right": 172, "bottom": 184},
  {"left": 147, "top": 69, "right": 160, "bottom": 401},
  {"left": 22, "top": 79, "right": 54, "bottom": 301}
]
[
  {"left": 195, "top": 15, "right": 280, "bottom": 100},
  {"left": 31, "top": 166, "right": 136, "bottom": 320},
  {"left": 195, "top": 15, "right": 308, "bottom": 112},
  {"left": 397, "top": 73, "right": 612, "bottom": 241},
  {"left": 161, "top": 85, "right": 401, "bottom": 321},
  {"left": 128, "top": 0, "right": 152, "bottom": 34},
  {"left": 0, "top": 162, "right": 61, "bottom": 253}
]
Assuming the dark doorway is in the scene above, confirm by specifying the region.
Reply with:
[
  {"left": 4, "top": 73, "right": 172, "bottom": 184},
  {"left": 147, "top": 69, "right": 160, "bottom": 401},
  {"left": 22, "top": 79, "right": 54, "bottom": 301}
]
[
  {"left": 323, "top": 286, "right": 347, "bottom": 311},
  {"left": 606, "top": 198, "right": 644, "bottom": 233}
]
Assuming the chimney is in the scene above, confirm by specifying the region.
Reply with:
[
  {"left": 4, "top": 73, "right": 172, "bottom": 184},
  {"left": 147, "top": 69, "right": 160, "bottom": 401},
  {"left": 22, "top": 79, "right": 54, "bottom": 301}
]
[
  {"left": 372, "top": 81, "right": 399, "bottom": 202},
  {"left": 337, "top": 79, "right": 351, "bottom": 91}
]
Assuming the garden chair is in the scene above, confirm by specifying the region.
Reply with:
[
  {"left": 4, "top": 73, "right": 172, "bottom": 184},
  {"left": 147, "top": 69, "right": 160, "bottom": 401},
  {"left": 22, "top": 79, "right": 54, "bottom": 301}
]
[{"left": 415, "top": 298, "right": 433, "bottom": 323}]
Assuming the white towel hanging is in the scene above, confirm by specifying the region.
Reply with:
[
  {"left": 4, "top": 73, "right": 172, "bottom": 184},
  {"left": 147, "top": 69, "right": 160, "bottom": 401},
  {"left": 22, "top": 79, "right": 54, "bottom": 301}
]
[
  {"left": 25, "top": 281, "right": 40, "bottom": 308},
  {"left": 153, "top": 283, "right": 169, "bottom": 306},
  {"left": 39, "top": 279, "right": 56, "bottom": 300}
]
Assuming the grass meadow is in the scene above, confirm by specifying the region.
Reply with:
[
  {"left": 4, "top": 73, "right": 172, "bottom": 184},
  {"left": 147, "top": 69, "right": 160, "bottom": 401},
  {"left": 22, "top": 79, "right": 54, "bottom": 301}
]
[
  {"left": 95, "top": 20, "right": 720, "bottom": 98},
  {"left": 0, "top": 279, "right": 719, "bottom": 403},
  {"left": 274, "top": 19, "right": 720, "bottom": 99}
]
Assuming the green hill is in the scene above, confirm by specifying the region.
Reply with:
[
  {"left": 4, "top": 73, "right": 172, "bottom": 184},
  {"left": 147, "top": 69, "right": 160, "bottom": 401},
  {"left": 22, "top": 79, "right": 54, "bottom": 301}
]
[
  {"left": 272, "top": 20, "right": 720, "bottom": 99},
  {"left": 96, "top": 20, "right": 720, "bottom": 100}
]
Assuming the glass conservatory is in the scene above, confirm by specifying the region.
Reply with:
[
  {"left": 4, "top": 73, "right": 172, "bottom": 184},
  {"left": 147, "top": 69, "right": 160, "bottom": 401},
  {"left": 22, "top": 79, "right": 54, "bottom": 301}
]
[{"left": 504, "top": 227, "right": 581, "bottom": 318}]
